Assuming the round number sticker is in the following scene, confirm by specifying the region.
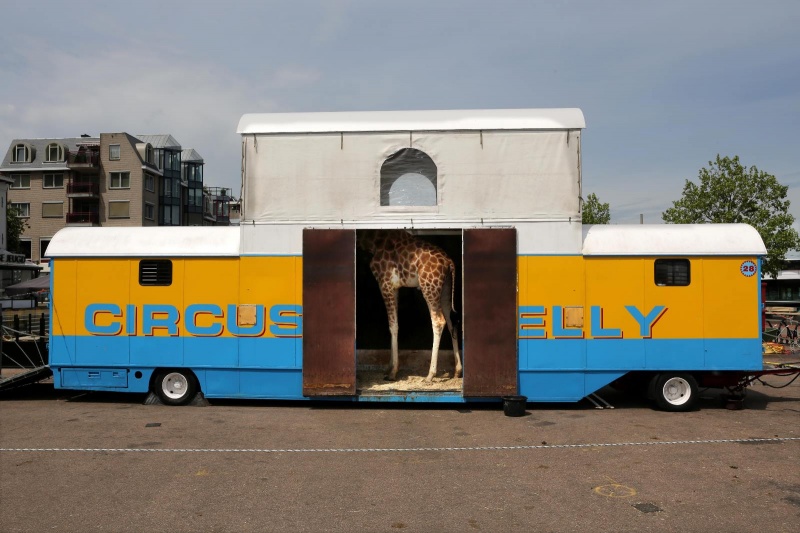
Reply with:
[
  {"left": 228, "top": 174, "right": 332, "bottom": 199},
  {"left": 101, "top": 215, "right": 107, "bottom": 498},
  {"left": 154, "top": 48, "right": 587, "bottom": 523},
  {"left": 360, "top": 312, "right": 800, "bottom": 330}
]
[{"left": 740, "top": 260, "right": 757, "bottom": 277}]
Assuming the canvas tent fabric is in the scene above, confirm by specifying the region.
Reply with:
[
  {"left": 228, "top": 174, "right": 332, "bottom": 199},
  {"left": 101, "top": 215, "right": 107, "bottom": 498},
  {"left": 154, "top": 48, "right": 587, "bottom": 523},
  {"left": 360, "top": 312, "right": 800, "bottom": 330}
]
[
  {"left": 238, "top": 109, "right": 584, "bottom": 224},
  {"left": 5, "top": 275, "right": 49, "bottom": 296}
]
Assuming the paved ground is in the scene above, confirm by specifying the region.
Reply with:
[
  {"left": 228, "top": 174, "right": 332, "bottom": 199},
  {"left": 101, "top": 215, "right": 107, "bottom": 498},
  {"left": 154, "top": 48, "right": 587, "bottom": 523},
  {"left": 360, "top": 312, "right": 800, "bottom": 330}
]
[{"left": 1, "top": 371, "right": 799, "bottom": 533}]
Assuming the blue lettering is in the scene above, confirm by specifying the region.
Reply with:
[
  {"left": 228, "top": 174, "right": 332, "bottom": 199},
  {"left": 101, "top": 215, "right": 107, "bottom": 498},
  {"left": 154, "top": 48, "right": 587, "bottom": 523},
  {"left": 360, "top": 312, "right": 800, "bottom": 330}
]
[
  {"left": 85, "top": 303, "right": 123, "bottom": 335},
  {"left": 624, "top": 305, "right": 666, "bottom": 338},
  {"left": 227, "top": 304, "right": 265, "bottom": 336},
  {"left": 519, "top": 306, "right": 546, "bottom": 338},
  {"left": 142, "top": 304, "right": 180, "bottom": 336},
  {"left": 590, "top": 306, "right": 622, "bottom": 338},
  {"left": 269, "top": 305, "right": 303, "bottom": 337},
  {"left": 552, "top": 306, "right": 583, "bottom": 338},
  {"left": 186, "top": 304, "right": 224, "bottom": 336},
  {"left": 126, "top": 304, "right": 136, "bottom": 336}
]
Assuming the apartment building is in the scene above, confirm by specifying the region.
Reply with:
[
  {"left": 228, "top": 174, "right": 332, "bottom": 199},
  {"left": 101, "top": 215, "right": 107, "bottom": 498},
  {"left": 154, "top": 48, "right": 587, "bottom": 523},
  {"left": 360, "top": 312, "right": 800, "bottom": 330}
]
[
  {"left": 0, "top": 133, "right": 209, "bottom": 262},
  {"left": 0, "top": 173, "right": 39, "bottom": 293},
  {"left": 182, "top": 148, "right": 205, "bottom": 226}
]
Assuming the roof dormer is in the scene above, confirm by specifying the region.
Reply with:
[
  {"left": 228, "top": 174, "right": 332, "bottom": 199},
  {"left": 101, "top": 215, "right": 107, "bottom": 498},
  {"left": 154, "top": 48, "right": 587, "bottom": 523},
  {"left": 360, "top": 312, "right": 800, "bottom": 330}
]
[
  {"left": 45, "top": 142, "right": 65, "bottom": 163},
  {"left": 11, "top": 142, "right": 34, "bottom": 163}
]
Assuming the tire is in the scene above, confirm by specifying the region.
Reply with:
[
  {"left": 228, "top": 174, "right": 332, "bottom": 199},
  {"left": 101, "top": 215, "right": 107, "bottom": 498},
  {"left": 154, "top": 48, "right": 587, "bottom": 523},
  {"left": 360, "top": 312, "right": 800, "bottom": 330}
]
[
  {"left": 652, "top": 373, "right": 698, "bottom": 412},
  {"left": 152, "top": 370, "right": 198, "bottom": 406}
]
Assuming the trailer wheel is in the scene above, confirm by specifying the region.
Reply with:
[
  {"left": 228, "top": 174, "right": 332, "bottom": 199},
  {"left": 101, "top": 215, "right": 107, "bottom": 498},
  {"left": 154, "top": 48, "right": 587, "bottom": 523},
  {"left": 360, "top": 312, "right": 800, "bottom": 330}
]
[
  {"left": 152, "top": 370, "right": 198, "bottom": 406},
  {"left": 653, "top": 373, "right": 698, "bottom": 412}
]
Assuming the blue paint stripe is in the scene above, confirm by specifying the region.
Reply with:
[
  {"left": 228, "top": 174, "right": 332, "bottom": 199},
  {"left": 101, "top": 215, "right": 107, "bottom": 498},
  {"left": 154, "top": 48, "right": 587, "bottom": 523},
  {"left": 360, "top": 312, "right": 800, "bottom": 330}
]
[
  {"left": 522, "top": 338, "right": 763, "bottom": 371},
  {"left": 50, "top": 335, "right": 300, "bottom": 370}
]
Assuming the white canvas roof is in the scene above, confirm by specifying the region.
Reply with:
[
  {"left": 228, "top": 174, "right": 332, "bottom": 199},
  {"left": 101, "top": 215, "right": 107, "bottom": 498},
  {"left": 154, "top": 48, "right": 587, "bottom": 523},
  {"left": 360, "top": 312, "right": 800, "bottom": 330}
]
[
  {"left": 239, "top": 108, "right": 585, "bottom": 225},
  {"left": 46, "top": 227, "right": 240, "bottom": 257},
  {"left": 582, "top": 224, "right": 766, "bottom": 256},
  {"left": 237, "top": 108, "right": 586, "bottom": 134}
]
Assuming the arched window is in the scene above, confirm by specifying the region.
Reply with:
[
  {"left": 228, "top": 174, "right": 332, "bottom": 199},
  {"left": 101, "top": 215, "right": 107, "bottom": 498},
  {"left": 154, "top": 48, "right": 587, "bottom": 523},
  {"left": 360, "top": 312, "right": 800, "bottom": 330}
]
[
  {"left": 380, "top": 148, "right": 437, "bottom": 206},
  {"left": 12, "top": 143, "right": 32, "bottom": 163},
  {"left": 45, "top": 143, "right": 64, "bottom": 162}
]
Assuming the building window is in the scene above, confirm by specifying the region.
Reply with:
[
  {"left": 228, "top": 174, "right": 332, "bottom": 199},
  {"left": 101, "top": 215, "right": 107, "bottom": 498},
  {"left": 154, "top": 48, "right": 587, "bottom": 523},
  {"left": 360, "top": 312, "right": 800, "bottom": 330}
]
[
  {"left": 10, "top": 202, "right": 30, "bottom": 217},
  {"left": 655, "top": 259, "right": 691, "bottom": 286},
  {"left": 145, "top": 202, "right": 155, "bottom": 220},
  {"left": 189, "top": 187, "right": 202, "bottom": 207},
  {"left": 12, "top": 143, "right": 31, "bottom": 163},
  {"left": 42, "top": 202, "right": 64, "bottom": 218},
  {"left": 18, "top": 240, "right": 32, "bottom": 259},
  {"left": 109, "top": 144, "right": 121, "bottom": 160},
  {"left": 109, "top": 171, "right": 130, "bottom": 189},
  {"left": 40, "top": 238, "right": 52, "bottom": 258},
  {"left": 162, "top": 204, "right": 180, "bottom": 225},
  {"left": 108, "top": 201, "right": 130, "bottom": 218},
  {"left": 10, "top": 174, "right": 30, "bottom": 189},
  {"left": 43, "top": 173, "right": 64, "bottom": 188},
  {"left": 145, "top": 174, "right": 155, "bottom": 192},
  {"left": 46, "top": 143, "right": 64, "bottom": 162},
  {"left": 380, "top": 148, "right": 437, "bottom": 207},
  {"left": 146, "top": 144, "right": 154, "bottom": 165}
]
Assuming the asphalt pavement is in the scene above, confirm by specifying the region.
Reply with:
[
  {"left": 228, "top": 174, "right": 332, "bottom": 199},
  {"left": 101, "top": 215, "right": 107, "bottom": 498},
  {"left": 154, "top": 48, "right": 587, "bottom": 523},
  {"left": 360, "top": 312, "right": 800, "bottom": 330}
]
[{"left": 1, "top": 374, "right": 799, "bottom": 533}]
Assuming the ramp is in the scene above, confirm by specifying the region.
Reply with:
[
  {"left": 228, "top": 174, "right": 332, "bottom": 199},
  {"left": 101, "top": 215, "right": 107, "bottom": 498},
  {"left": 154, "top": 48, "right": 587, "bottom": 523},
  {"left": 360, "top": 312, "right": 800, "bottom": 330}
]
[{"left": 0, "top": 366, "right": 52, "bottom": 392}]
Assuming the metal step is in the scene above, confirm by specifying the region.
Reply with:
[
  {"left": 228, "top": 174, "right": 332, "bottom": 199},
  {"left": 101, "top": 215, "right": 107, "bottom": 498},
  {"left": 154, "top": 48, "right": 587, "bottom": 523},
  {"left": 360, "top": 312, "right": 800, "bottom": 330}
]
[{"left": 0, "top": 366, "right": 52, "bottom": 392}]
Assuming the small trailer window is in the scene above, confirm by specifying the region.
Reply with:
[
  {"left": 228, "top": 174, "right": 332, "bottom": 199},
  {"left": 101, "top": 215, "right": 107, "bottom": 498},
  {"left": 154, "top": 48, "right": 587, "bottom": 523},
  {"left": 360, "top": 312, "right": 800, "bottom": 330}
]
[
  {"left": 380, "top": 148, "right": 437, "bottom": 207},
  {"left": 654, "top": 259, "right": 690, "bottom": 286},
  {"left": 139, "top": 260, "right": 173, "bottom": 286}
]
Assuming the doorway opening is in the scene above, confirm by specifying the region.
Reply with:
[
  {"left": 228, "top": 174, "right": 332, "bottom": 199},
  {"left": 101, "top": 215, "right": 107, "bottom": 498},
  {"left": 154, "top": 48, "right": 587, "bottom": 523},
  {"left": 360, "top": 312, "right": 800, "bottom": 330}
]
[{"left": 355, "top": 229, "right": 463, "bottom": 394}]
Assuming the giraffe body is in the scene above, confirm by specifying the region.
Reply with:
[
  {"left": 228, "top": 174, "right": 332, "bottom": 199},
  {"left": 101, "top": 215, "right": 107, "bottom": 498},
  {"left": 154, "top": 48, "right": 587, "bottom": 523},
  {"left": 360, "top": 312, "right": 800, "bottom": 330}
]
[{"left": 359, "top": 230, "right": 463, "bottom": 382}]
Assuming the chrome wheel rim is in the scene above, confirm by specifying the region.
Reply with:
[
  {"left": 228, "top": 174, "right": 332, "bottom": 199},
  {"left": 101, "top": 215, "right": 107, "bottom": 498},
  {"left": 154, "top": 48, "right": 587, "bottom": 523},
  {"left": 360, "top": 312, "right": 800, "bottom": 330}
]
[
  {"left": 161, "top": 372, "right": 189, "bottom": 400},
  {"left": 662, "top": 377, "right": 691, "bottom": 406}
]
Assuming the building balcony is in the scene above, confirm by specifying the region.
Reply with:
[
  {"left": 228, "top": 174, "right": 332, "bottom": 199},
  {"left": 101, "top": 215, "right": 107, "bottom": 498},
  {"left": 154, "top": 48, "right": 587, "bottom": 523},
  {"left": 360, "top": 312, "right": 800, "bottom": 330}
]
[
  {"left": 66, "top": 211, "right": 100, "bottom": 225},
  {"left": 67, "top": 182, "right": 100, "bottom": 197},
  {"left": 66, "top": 150, "right": 100, "bottom": 173}
]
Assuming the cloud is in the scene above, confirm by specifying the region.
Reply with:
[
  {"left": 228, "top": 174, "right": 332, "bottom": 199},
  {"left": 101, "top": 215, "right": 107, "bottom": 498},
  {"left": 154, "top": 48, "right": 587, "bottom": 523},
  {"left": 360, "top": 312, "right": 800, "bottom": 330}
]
[{"left": 0, "top": 38, "right": 315, "bottom": 195}]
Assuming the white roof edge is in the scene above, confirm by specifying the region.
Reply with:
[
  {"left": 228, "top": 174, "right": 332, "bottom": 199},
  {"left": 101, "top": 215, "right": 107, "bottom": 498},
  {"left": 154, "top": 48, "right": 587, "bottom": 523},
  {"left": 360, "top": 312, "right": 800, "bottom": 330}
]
[
  {"left": 46, "top": 227, "right": 241, "bottom": 257},
  {"left": 237, "top": 108, "right": 586, "bottom": 134},
  {"left": 582, "top": 224, "right": 767, "bottom": 256}
]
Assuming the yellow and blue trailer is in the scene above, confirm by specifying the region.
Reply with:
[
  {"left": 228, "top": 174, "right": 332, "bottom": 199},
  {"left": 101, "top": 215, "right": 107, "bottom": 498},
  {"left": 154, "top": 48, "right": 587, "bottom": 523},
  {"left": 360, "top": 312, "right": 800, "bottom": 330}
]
[
  {"left": 46, "top": 223, "right": 769, "bottom": 411},
  {"left": 42, "top": 109, "right": 787, "bottom": 410}
]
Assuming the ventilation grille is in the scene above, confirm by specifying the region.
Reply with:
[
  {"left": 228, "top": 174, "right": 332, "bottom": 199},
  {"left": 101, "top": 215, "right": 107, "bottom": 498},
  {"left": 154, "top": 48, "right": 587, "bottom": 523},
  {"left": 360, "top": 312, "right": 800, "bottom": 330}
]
[{"left": 139, "top": 260, "right": 172, "bottom": 286}]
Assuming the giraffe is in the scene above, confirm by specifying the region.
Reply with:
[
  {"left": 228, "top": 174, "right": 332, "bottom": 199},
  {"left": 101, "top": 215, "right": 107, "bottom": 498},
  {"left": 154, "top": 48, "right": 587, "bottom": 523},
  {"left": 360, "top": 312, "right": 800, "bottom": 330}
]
[{"left": 358, "top": 230, "right": 462, "bottom": 382}]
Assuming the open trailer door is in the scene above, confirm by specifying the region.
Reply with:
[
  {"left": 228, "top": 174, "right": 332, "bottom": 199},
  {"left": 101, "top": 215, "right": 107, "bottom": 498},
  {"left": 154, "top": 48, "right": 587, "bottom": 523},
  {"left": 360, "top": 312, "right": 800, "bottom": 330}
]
[
  {"left": 462, "top": 228, "right": 519, "bottom": 397},
  {"left": 302, "top": 229, "right": 356, "bottom": 396}
]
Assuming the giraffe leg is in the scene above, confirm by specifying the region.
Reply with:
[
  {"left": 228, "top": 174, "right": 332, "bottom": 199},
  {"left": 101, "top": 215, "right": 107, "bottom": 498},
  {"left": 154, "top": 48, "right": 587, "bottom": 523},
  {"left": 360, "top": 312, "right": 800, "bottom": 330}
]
[
  {"left": 425, "top": 306, "right": 447, "bottom": 382},
  {"left": 387, "top": 319, "right": 399, "bottom": 381},
  {"left": 380, "top": 287, "right": 400, "bottom": 381},
  {"left": 441, "top": 275, "right": 462, "bottom": 378},
  {"left": 444, "top": 311, "right": 462, "bottom": 378}
]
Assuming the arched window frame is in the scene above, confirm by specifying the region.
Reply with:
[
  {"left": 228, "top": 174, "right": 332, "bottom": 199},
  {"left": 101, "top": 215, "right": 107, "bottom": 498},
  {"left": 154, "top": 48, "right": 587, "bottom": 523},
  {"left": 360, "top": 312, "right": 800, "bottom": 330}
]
[
  {"left": 45, "top": 143, "right": 64, "bottom": 162},
  {"left": 379, "top": 148, "right": 438, "bottom": 207},
  {"left": 12, "top": 143, "right": 32, "bottom": 163}
]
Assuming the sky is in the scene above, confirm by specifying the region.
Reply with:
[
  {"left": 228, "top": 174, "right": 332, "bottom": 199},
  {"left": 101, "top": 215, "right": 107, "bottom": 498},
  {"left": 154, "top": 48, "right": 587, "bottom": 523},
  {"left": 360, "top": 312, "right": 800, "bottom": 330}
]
[{"left": 1, "top": 0, "right": 798, "bottom": 225}]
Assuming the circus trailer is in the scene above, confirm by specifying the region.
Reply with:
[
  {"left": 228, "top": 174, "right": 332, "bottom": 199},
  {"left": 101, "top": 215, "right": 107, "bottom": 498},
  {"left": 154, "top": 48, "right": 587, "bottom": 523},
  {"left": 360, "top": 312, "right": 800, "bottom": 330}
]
[{"left": 43, "top": 109, "right": 774, "bottom": 411}]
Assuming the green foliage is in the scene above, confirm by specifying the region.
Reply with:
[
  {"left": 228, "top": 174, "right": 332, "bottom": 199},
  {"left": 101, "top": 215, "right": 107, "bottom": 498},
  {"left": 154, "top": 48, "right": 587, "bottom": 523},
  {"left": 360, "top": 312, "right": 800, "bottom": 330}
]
[
  {"left": 6, "top": 204, "right": 28, "bottom": 254},
  {"left": 582, "top": 192, "right": 611, "bottom": 224},
  {"left": 662, "top": 155, "right": 799, "bottom": 278}
]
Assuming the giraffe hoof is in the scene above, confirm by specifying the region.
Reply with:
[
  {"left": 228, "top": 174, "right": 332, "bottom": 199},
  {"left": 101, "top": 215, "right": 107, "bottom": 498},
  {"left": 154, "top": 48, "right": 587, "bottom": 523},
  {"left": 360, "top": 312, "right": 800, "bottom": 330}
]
[{"left": 384, "top": 375, "right": 396, "bottom": 382}]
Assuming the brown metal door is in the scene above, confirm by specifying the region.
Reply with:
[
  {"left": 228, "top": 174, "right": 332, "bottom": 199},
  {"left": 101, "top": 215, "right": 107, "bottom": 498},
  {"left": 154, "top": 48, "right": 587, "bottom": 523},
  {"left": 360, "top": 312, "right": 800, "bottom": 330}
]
[
  {"left": 462, "top": 228, "right": 519, "bottom": 397},
  {"left": 302, "top": 229, "right": 356, "bottom": 396}
]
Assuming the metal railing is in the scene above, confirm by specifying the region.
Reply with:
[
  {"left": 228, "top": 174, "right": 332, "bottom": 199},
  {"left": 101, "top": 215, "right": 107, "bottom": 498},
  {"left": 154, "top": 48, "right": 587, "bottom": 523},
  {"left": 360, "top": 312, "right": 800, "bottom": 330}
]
[
  {"left": 66, "top": 150, "right": 100, "bottom": 166},
  {"left": 67, "top": 182, "right": 100, "bottom": 195},
  {"left": 66, "top": 211, "right": 99, "bottom": 224}
]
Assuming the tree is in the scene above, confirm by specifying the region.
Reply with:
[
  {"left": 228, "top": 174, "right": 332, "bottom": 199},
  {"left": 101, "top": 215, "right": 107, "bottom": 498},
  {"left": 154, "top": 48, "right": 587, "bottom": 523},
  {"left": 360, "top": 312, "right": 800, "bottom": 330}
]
[
  {"left": 582, "top": 192, "right": 611, "bottom": 224},
  {"left": 6, "top": 204, "right": 28, "bottom": 254},
  {"left": 662, "top": 155, "right": 799, "bottom": 278}
]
